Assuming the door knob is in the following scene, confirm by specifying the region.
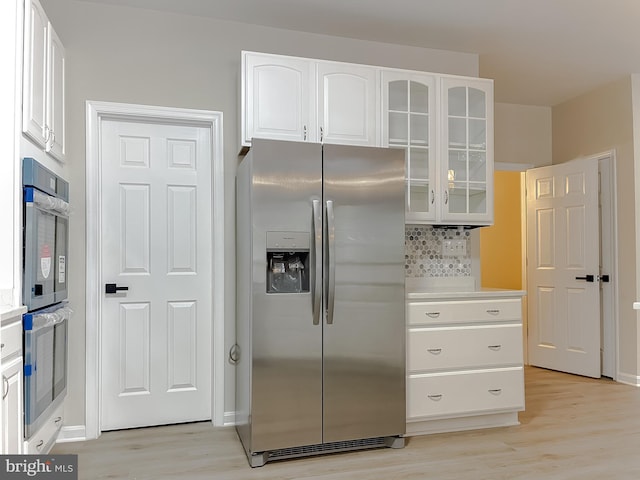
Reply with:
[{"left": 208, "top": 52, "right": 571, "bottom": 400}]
[
  {"left": 575, "top": 275, "right": 595, "bottom": 282},
  {"left": 105, "top": 283, "right": 129, "bottom": 294}
]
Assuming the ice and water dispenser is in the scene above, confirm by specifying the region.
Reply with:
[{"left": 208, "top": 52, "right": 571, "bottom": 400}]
[{"left": 266, "top": 232, "right": 310, "bottom": 294}]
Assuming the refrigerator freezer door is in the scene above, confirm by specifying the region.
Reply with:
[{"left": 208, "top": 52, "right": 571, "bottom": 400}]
[
  {"left": 322, "top": 144, "right": 406, "bottom": 442},
  {"left": 249, "top": 139, "right": 324, "bottom": 452}
]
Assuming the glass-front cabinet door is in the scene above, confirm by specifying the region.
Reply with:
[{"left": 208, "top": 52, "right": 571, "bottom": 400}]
[
  {"left": 382, "top": 71, "right": 437, "bottom": 222},
  {"left": 441, "top": 77, "right": 493, "bottom": 224}
]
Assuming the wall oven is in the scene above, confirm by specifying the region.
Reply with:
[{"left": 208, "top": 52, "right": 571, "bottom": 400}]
[
  {"left": 22, "top": 157, "right": 70, "bottom": 442},
  {"left": 22, "top": 304, "right": 70, "bottom": 437},
  {"left": 22, "top": 157, "right": 69, "bottom": 312}
]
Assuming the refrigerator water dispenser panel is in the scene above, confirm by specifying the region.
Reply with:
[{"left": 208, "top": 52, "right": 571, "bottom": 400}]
[{"left": 266, "top": 232, "right": 310, "bottom": 294}]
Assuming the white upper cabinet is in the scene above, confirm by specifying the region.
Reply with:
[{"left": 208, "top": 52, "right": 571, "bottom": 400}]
[
  {"left": 22, "top": 0, "right": 48, "bottom": 149},
  {"left": 242, "top": 52, "right": 316, "bottom": 145},
  {"left": 23, "top": 0, "right": 66, "bottom": 162},
  {"left": 241, "top": 52, "right": 494, "bottom": 226},
  {"left": 241, "top": 52, "right": 378, "bottom": 148},
  {"left": 317, "top": 61, "right": 378, "bottom": 146},
  {"left": 382, "top": 71, "right": 493, "bottom": 226},
  {"left": 45, "top": 25, "right": 65, "bottom": 161},
  {"left": 441, "top": 77, "right": 493, "bottom": 225},
  {"left": 382, "top": 71, "right": 437, "bottom": 222}
]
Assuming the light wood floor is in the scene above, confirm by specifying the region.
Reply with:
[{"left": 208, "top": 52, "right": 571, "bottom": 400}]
[{"left": 53, "top": 367, "right": 640, "bottom": 479}]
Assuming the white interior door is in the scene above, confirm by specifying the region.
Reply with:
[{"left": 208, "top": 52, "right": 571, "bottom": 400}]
[
  {"left": 526, "top": 157, "right": 600, "bottom": 378},
  {"left": 100, "top": 118, "right": 212, "bottom": 430}
]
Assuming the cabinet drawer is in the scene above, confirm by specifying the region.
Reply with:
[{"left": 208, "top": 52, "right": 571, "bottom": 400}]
[
  {"left": 1, "top": 320, "right": 23, "bottom": 360},
  {"left": 23, "top": 403, "right": 63, "bottom": 454},
  {"left": 407, "top": 299, "right": 521, "bottom": 326},
  {"left": 408, "top": 324, "right": 522, "bottom": 372},
  {"left": 407, "top": 368, "right": 524, "bottom": 419}
]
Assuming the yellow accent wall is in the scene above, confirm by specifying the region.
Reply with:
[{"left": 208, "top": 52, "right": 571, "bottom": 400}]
[{"left": 480, "top": 171, "right": 522, "bottom": 289}]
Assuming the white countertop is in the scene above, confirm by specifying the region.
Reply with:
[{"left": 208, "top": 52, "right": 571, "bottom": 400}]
[
  {"left": 0, "top": 305, "right": 27, "bottom": 324},
  {"left": 407, "top": 288, "right": 526, "bottom": 300}
]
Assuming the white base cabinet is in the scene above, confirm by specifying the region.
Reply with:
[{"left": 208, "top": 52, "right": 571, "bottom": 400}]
[
  {"left": 1, "top": 357, "right": 24, "bottom": 454},
  {"left": 406, "top": 294, "right": 524, "bottom": 436},
  {"left": 1, "top": 314, "right": 25, "bottom": 454}
]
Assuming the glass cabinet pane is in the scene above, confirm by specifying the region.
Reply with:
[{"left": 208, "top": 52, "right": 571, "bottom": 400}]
[
  {"left": 448, "top": 185, "right": 467, "bottom": 214},
  {"left": 469, "top": 151, "right": 486, "bottom": 182},
  {"left": 468, "top": 88, "right": 486, "bottom": 118},
  {"left": 409, "top": 148, "right": 429, "bottom": 180},
  {"left": 448, "top": 117, "right": 466, "bottom": 148},
  {"left": 410, "top": 114, "right": 429, "bottom": 146},
  {"left": 410, "top": 81, "right": 429, "bottom": 113},
  {"left": 469, "top": 119, "right": 486, "bottom": 150},
  {"left": 448, "top": 151, "right": 467, "bottom": 182},
  {"left": 448, "top": 87, "right": 466, "bottom": 116},
  {"left": 388, "top": 112, "right": 408, "bottom": 144},
  {"left": 469, "top": 186, "right": 487, "bottom": 214},
  {"left": 408, "top": 183, "right": 431, "bottom": 213},
  {"left": 389, "top": 80, "right": 408, "bottom": 112}
]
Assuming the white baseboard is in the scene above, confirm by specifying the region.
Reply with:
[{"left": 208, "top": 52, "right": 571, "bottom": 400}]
[
  {"left": 56, "top": 425, "right": 87, "bottom": 443},
  {"left": 616, "top": 371, "right": 640, "bottom": 387},
  {"left": 223, "top": 411, "right": 236, "bottom": 426}
]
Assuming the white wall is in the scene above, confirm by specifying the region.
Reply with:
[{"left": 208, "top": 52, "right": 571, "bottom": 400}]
[
  {"left": 631, "top": 75, "right": 640, "bottom": 379},
  {"left": 552, "top": 76, "right": 637, "bottom": 382},
  {"left": 494, "top": 103, "right": 552, "bottom": 168},
  {"left": 39, "top": 0, "right": 480, "bottom": 430}
]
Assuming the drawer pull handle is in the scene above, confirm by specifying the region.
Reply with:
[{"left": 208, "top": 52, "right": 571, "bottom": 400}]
[
  {"left": 486, "top": 309, "right": 500, "bottom": 315},
  {"left": 488, "top": 389, "right": 503, "bottom": 396},
  {"left": 488, "top": 345, "right": 502, "bottom": 351},
  {"left": 0, "top": 343, "right": 4, "bottom": 349},
  {"left": 427, "top": 348, "right": 442, "bottom": 355},
  {"left": 36, "top": 440, "right": 44, "bottom": 451},
  {"left": 2, "top": 375, "right": 8, "bottom": 400},
  {"left": 55, "top": 416, "right": 62, "bottom": 425},
  {"left": 427, "top": 394, "right": 443, "bottom": 401},
  {"left": 425, "top": 312, "right": 441, "bottom": 318}
]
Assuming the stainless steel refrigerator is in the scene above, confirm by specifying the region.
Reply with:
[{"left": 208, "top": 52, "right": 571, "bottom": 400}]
[{"left": 235, "top": 138, "right": 406, "bottom": 467}]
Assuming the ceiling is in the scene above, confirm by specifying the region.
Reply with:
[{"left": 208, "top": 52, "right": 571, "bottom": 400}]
[{"left": 77, "top": 0, "right": 640, "bottom": 106}]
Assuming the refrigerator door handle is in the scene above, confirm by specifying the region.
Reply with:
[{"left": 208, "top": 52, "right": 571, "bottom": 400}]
[
  {"left": 325, "top": 200, "right": 336, "bottom": 324},
  {"left": 312, "top": 199, "right": 322, "bottom": 325}
]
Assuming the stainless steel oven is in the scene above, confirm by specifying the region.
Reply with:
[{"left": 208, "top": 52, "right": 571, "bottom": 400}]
[
  {"left": 21, "top": 157, "right": 70, "bottom": 441},
  {"left": 22, "top": 157, "right": 69, "bottom": 312},
  {"left": 22, "top": 304, "right": 70, "bottom": 437}
]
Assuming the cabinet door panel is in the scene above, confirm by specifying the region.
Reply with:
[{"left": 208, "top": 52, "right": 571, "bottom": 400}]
[
  {"left": 382, "top": 71, "right": 437, "bottom": 222},
  {"left": 243, "top": 53, "right": 314, "bottom": 145},
  {"left": 2, "top": 357, "right": 24, "bottom": 454},
  {"left": 46, "top": 25, "right": 65, "bottom": 161},
  {"left": 23, "top": 0, "right": 48, "bottom": 148},
  {"left": 318, "top": 62, "right": 378, "bottom": 146},
  {"left": 441, "top": 77, "right": 494, "bottom": 225}
]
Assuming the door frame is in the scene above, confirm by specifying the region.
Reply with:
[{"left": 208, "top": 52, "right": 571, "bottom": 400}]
[
  {"left": 522, "top": 150, "right": 618, "bottom": 380},
  {"left": 85, "top": 101, "right": 225, "bottom": 439},
  {"left": 598, "top": 153, "right": 618, "bottom": 379}
]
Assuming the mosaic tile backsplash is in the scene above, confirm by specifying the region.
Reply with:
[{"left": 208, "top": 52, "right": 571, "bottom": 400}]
[{"left": 405, "top": 225, "right": 472, "bottom": 278}]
